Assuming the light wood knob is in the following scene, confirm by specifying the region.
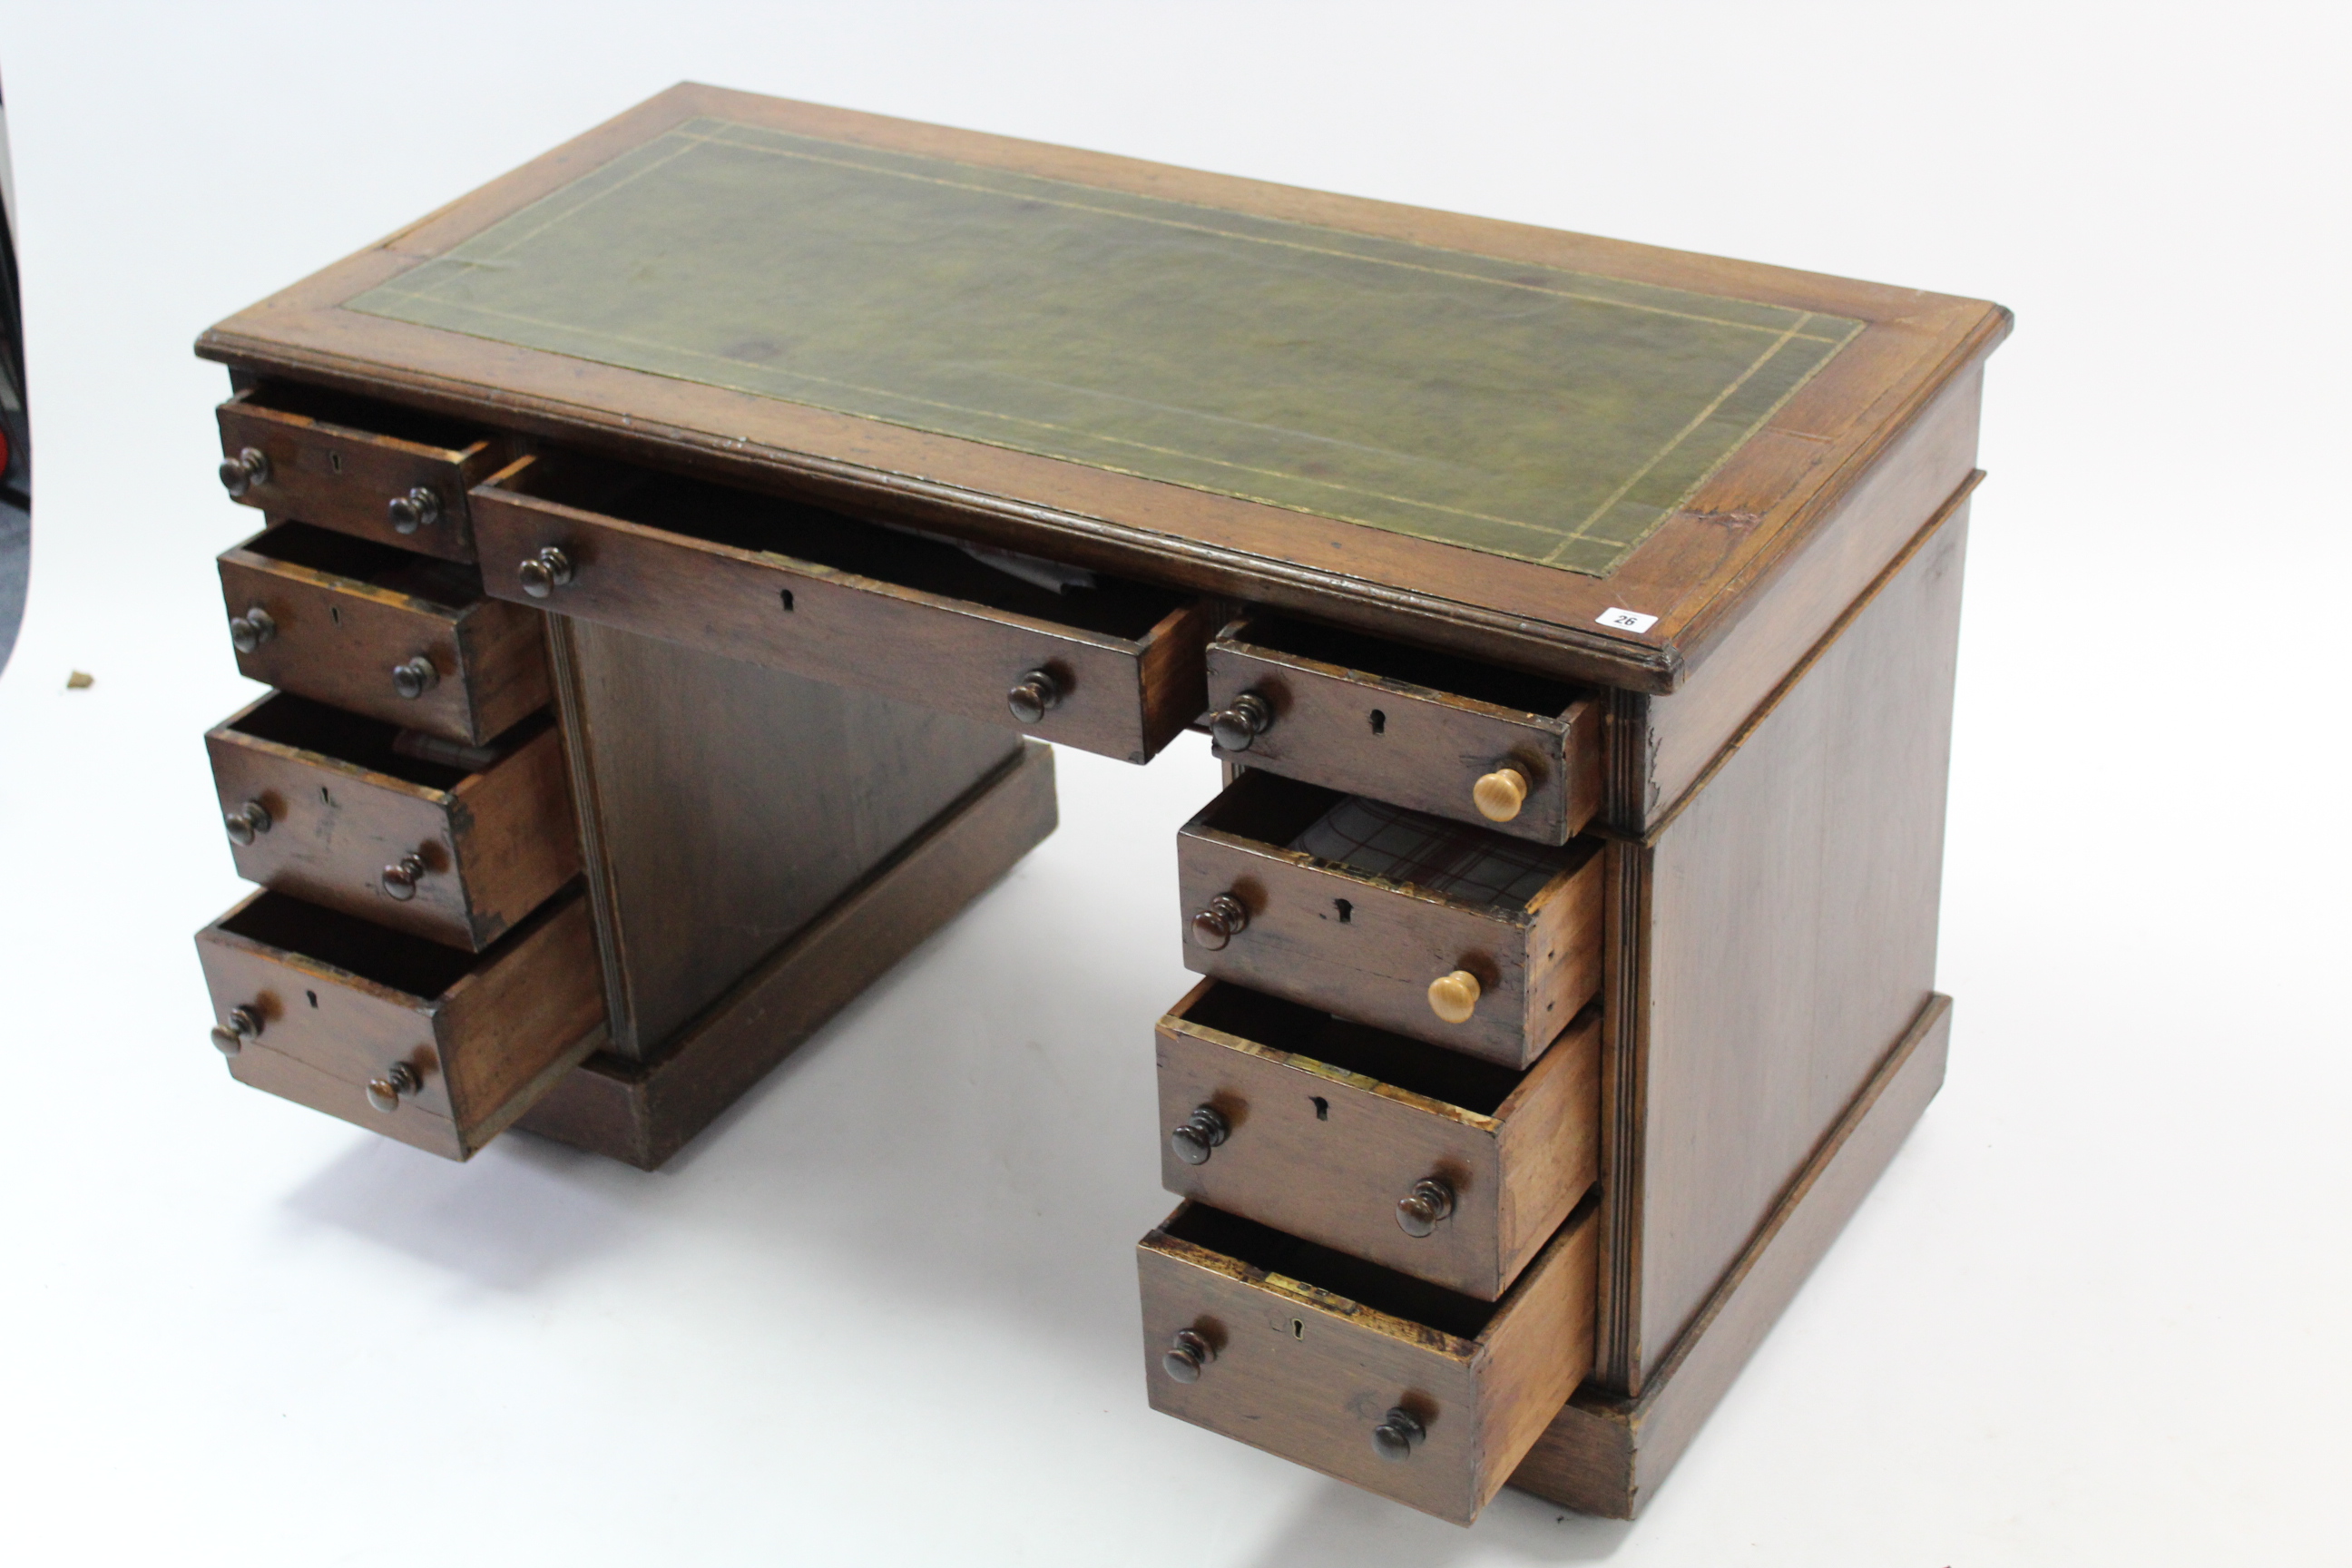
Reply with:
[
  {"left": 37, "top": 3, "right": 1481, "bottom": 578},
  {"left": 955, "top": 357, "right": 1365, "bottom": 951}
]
[
  {"left": 1427, "top": 970, "right": 1480, "bottom": 1024},
  {"left": 1472, "top": 767, "right": 1528, "bottom": 823}
]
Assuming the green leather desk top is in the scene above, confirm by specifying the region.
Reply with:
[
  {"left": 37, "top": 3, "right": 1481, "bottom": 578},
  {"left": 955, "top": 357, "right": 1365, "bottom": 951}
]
[{"left": 349, "top": 117, "right": 1859, "bottom": 580}]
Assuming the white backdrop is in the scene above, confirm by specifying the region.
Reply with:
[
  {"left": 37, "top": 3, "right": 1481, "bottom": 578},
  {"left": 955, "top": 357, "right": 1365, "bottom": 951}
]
[{"left": 0, "top": 5, "right": 2344, "bottom": 1563}]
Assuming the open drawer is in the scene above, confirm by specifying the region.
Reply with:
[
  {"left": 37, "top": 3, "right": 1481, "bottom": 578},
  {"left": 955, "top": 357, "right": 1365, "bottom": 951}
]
[
  {"left": 1138, "top": 1198, "right": 1598, "bottom": 1525},
  {"left": 195, "top": 887, "right": 605, "bottom": 1161},
  {"left": 468, "top": 452, "right": 1211, "bottom": 764},
  {"left": 1204, "top": 616, "right": 1603, "bottom": 844},
  {"left": 1157, "top": 982, "right": 1598, "bottom": 1300},
  {"left": 217, "top": 523, "right": 549, "bottom": 746},
  {"left": 215, "top": 383, "right": 514, "bottom": 563},
  {"left": 207, "top": 693, "right": 579, "bottom": 952},
  {"left": 1180, "top": 770, "right": 1602, "bottom": 1066}
]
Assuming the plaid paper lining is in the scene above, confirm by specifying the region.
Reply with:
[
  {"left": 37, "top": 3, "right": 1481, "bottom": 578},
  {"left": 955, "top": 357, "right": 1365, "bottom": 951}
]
[{"left": 1289, "top": 796, "right": 1573, "bottom": 910}]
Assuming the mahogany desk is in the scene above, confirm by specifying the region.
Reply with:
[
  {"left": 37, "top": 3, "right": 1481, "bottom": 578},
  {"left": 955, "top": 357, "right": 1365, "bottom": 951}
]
[{"left": 190, "top": 83, "right": 2007, "bottom": 1524}]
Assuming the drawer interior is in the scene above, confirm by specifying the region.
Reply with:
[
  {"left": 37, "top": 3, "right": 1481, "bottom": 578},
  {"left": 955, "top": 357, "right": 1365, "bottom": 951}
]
[
  {"left": 507, "top": 453, "right": 1191, "bottom": 640},
  {"left": 1198, "top": 772, "right": 1593, "bottom": 913},
  {"left": 1233, "top": 615, "right": 1589, "bottom": 720},
  {"left": 240, "top": 380, "right": 491, "bottom": 454},
  {"left": 1161, "top": 1201, "right": 1497, "bottom": 1341},
  {"left": 242, "top": 522, "right": 484, "bottom": 607},
  {"left": 228, "top": 691, "right": 539, "bottom": 786},
  {"left": 220, "top": 890, "right": 481, "bottom": 1000},
  {"left": 1178, "top": 984, "right": 1527, "bottom": 1116}
]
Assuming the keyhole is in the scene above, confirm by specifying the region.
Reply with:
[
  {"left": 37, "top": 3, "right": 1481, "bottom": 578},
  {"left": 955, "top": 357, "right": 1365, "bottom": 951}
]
[
  {"left": 1310, "top": 1096, "right": 1328, "bottom": 1121},
  {"left": 1292, "top": 1319, "right": 1305, "bottom": 1339},
  {"left": 319, "top": 787, "right": 333, "bottom": 807},
  {"left": 328, "top": 605, "right": 341, "bottom": 626},
  {"left": 328, "top": 451, "right": 342, "bottom": 474},
  {"left": 779, "top": 589, "right": 795, "bottom": 612},
  {"left": 1334, "top": 899, "right": 1352, "bottom": 924},
  {"left": 305, "top": 990, "right": 318, "bottom": 1008},
  {"left": 1367, "top": 710, "right": 1386, "bottom": 735}
]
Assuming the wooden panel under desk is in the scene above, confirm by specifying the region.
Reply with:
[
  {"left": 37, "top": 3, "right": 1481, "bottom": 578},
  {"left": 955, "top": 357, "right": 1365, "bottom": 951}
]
[
  {"left": 1613, "top": 501, "right": 1969, "bottom": 1390},
  {"left": 550, "top": 615, "right": 1024, "bottom": 1058}
]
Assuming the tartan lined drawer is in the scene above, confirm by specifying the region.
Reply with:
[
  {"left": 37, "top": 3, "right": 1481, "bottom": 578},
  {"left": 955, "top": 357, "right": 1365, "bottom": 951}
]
[{"left": 1179, "top": 769, "right": 1602, "bottom": 1068}]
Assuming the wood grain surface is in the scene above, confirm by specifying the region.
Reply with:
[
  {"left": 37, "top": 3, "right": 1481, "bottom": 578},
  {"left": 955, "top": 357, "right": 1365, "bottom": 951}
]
[
  {"left": 1512, "top": 995, "right": 1950, "bottom": 1517},
  {"left": 215, "top": 383, "right": 513, "bottom": 563},
  {"left": 1139, "top": 1197, "right": 1597, "bottom": 1524},
  {"left": 1176, "top": 769, "right": 1601, "bottom": 1065},
  {"left": 1155, "top": 982, "right": 1599, "bottom": 1299},
  {"left": 216, "top": 523, "right": 548, "bottom": 746},
  {"left": 1206, "top": 617, "right": 1602, "bottom": 845},
  {"left": 474, "top": 451, "right": 1210, "bottom": 764}
]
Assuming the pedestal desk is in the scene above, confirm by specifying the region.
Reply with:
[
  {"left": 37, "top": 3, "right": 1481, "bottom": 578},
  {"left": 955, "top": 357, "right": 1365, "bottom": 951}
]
[{"left": 191, "top": 83, "right": 2007, "bottom": 1524}]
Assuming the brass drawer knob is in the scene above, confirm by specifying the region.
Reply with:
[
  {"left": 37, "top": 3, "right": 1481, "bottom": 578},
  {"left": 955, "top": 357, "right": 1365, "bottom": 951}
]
[
  {"left": 223, "top": 799, "right": 273, "bottom": 845},
  {"left": 1006, "top": 668, "right": 1062, "bottom": 723},
  {"left": 1396, "top": 1177, "right": 1457, "bottom": 1238},
  {"left": 1426, "top": 969, "right": 1481, "bottom": 1024},
  {"left": 1208, "top": 691, "right": 1272, "bottom": 752},
  {"left": 1472, "top": 766, "right": 1529, "bottom": 823},
  {"left": 210, "top": 1004, "right": 263, "bottom": 1056},
  {"left": 517, "top": 545, "right": 575, "bottom": 599},
  {"left": 227, "top": 605, "right": 276, "bottom": 652},
  {"left": 1161, "top": 1328, "right": 1217, "bottom": 1383},
  {"left": 1170, "top": 1104, "right": 1230, "bottom": 1166},
  {"left": 1189, "top": 892, "right": 1249, "bottom": 950},
  {"left": 218, "top": 446, "right": 270, "bottom": 497},
  {"left": 380, "top": 853, "right": 428, "bottom": 901},
  {"left": 366, "top": 1062, "right": 423, "bottom": 1113},
  {"left": 390, "top": 655, "right": 441, "bottom": 699},
  {"left": 1372, "top": 1406, "right": 1426, "bottom": 1461},
  {"left": 387, "top": 486, "right": 444, "bottom": 534}
]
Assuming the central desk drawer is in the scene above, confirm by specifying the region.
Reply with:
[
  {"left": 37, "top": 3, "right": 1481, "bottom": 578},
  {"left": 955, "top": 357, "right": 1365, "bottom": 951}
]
[
  {"left": 216, "top": 523, "right": 550, "bottom": 746},
  {"left": 206, "top": 693, "right": 579, "bottom": 952},
  {"left": 1158, "top": 982, "right": 1599, "bottom": 1300},
  {"left": 1179, "top": 770, "right": 1602, "bottom": 1066},
  {"left": 195, "top": 887, "right": 605, "bottom": 1161},
  {"left": 1204, "top": 616, "right": 1602, "bottom": 844},
  {"left": 469, "top": 453, "right": 1211, "bottom": 764},
  {"left": 215, "top": 384, "right": 513, "bottom": 564},
  {"left": 1138, "top": 1199, "right": 1597, "bottom": 1525}
]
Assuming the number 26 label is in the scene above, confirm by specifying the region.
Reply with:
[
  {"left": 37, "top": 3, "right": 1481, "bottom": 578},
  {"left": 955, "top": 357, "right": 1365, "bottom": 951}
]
[{"left": 1596, "top": 607, "right": 1658, "bottom": 633}]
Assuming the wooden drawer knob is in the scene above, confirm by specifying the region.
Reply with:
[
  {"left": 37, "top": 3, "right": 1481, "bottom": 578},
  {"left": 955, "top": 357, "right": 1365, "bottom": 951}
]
[
  {"left": 517, "top": 545, "right": 575, "bottom": 599},
  {"left": 390, "top": 655, "right": 440, "bottom": 700},
  {"left": 1189, "top": 892, "right": 1249, "bottom": 950},
  {"left": 1426, "top": 969, "right": 1481, "bottom": 1024},
  {"left": 210, "top": 1004, "right": 262, "bottom": 1056},
  {"left": 1161, "top": 1328, "right": 1217, "bottom": 1383},
  {"left": 1170, "top": 1104, "right": 1230, "bottom": 1166},
  {"left": 1472, "top": 766, "right": 1528, "bottom": 823},
  {"left": 1006, "top": 668, "right": 1062, "bottom": 723},
  {"left": 387, "top": 486, "right": 443, "bottom": 534},
  {"left": 223, "top": 799, "right": 273, "bottom": 846},
  {"left": 1207, "top": 691, "right": 1272, "bottom": 752},
  {"left": 366, "top": 1062, "right": 423, "bottom": 1113},
  {"left": 218, "top": 446, "right": 270, "bottom": 497},
  {"left": 227, "top": 605, "right": 276, "bottom": 652},
  {"left": 1396, "top": 1177, "right": 1456, "bottom": 1238},
  {"left": 1372, "top": 1406, "right": 1426, "bottom": 1461},
  {"left": 380, "top": 854, "right": 428, "bottom": 901}
]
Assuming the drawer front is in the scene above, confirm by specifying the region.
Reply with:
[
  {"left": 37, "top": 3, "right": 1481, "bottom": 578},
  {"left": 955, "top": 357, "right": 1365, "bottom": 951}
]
[
  {"left": 470, "top": 455, "right": 1210, "bottom": 764},
  {"left": 1156, "top": 993, "right": 1600, "bottom": 1299},
  {"left": 207, "top": 707, "right": 579, "bottom": 951},
  {"left": 1138, "top": 1200, "right": 1598, "bottom": 1524},
  {"left": 1178, "top": 779, "right": 1603, "bottom": 1067},
  {"left": 218, "top": 531, "right": 549, "bottom": 746},
  {"left": 1205, "top": 631, "right": 1602, "bottom": 845},
  {"left": 215, "top": 389, "right": 510, "bottom": 563},
  {"left": 196, "top": 888, "right": 604, "bottom": 1160}
]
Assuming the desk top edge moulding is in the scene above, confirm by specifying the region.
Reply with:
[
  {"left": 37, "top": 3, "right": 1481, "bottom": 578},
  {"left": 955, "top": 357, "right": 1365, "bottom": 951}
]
[
  {"left": 191, "top": 81, "right": 2007, "bottom": 1527},
  {"left": 195, "top": 81, "right": 2010, "bottom": 693}
]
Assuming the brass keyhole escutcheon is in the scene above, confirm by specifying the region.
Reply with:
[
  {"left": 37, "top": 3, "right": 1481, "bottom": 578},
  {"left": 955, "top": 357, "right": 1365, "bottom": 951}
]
[
  {"left": 1472, "top": 766, "right": 1528, "bottom": 823},
  {"left": 1427, "top": 970, "right": 1481, "bottom": 1024}
]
